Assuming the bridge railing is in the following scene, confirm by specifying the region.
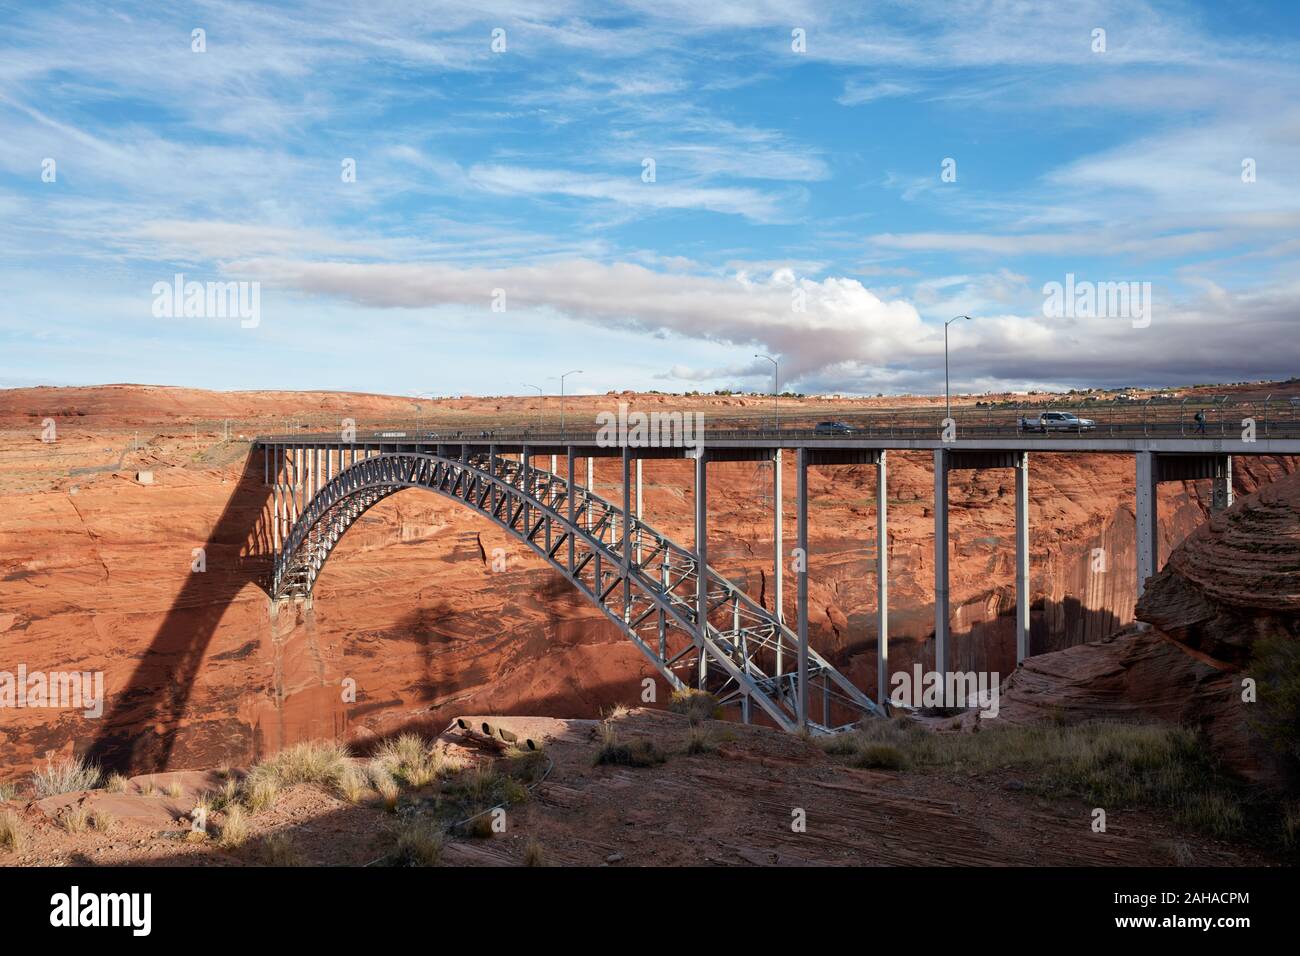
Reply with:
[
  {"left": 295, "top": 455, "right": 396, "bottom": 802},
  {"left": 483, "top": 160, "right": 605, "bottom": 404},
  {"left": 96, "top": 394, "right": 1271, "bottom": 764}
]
[{"left": 249, "top": 395, "right": 1300, "bottom": 444}]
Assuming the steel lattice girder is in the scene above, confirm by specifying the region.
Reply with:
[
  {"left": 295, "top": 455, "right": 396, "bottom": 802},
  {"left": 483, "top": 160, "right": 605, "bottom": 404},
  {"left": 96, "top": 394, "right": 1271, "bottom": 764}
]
[{"left": 268, "top": 448, "right": 881, "bottom": 732}]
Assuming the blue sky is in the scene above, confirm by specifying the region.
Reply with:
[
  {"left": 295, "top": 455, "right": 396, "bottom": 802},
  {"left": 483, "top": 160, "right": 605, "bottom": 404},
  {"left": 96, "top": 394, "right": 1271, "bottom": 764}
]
[{"left": 2, "top": 0, "right": 1298, "bottom": 396}]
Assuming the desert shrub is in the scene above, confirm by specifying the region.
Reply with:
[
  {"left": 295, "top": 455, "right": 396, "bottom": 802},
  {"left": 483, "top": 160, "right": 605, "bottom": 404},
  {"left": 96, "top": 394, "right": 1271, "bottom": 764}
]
[
  {"left": 0, "top": 810, "right": 27, "bottom": 853},
  {"left": 595, "top": 735, "right": 667, "bottom": 768},
  {"left": 684, "top": 727, "right": 714, "bottom": 755},
  {"left": 523, "top": 836, "right": 546, "bottom": 867},
  {"left": 58, "top": 805, "right": 89, "bottom": 833},
  {"left": 241, "top": 766, "right": 281, "bottom": 814},
  {"left": 669, "top": 688, "right": 722, "bottom": 724},
  {"left": 1249, "top": 633, "right": 1300, "bottom": 782},
  {"left": 0, "top": 781, "right": 19, "bottom": 801},
  {"left": 371, "top": 735, "right": 464, "bottom": 790},
  {"left": 390, "top": 820, "right": 444, "bottom": 866},
  {"left": 31, "top": 756, "right": 101, "bottom": 797},
  {"left": 257, "top": 832, "right": 304, "bottom": 866},
  {"left": 89, "top": 809, "right": 115, "bottom": 833},
  {"left": 504, "top": 746, "right": 547, "bottom": 784},
  {"left": 825, "top": 717, "right": 1247, "bottom": 839},
  {"left": 218, "top": 804, "right": 250, "bottom": 848},
  {"left": 258, "top": 741, "right": 351, "bottom": 790},
  {"left": 104, "top": 773, "right": 129, "bottom": 794},
  {"left": 851, "top": 743, "right": 907, "bottom": 770}
]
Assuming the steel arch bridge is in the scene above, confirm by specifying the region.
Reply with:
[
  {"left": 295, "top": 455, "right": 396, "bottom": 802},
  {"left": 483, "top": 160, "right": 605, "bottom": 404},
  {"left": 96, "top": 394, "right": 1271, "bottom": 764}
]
[{"left": 268, "top": 449, "right": 882, "bottom": 734}]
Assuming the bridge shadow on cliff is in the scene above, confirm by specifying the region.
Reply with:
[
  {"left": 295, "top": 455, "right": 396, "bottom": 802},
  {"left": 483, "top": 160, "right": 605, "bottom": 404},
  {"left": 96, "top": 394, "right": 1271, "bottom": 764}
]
[{"left": 87, "top": 450, "right": 273, "bottom": 775}]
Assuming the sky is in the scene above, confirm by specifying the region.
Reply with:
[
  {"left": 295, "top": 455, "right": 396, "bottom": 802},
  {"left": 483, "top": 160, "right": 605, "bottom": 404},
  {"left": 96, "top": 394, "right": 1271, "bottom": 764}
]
[{"left": 1, "top": 0, "right": 1299, "bottom": 397}]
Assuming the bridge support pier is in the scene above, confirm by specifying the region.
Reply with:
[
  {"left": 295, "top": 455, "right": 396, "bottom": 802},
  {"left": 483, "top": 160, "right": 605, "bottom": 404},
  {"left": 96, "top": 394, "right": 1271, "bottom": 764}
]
[
  {"left": 586, "top": 457, "right": 594, "bottom": 531},
  {"left": 876, "top": 450, "right": 888, "bottom": 709},
  {"left": 1213, "top": 455, "right": 1234, "bottom": 511},
  {"left": 622, "top": 446, "right": 632, "bottom": 618},
  {"left": 934, "top": 448, "right": 950, "bottom": 677},
  {"left": 795, "top": 446, "right": 809, "bottom": 731},
  {"left": 694, "top": 449, "right": 709, "bottom": 689},
  {"left": 635, "top": 458, "right": 643, "bottom": 565},
  {"left": 1015, "top": 451, "right": 1030, "bottom": 665},
  {"left": 1135, "top": 451, "right": 1158, "bottom": 600},
  {"left": 774, "top": 448, "right": 784, "bottom": 676},
  {"left": 566, "top": 447, "right": 575, "bottom": 574}
]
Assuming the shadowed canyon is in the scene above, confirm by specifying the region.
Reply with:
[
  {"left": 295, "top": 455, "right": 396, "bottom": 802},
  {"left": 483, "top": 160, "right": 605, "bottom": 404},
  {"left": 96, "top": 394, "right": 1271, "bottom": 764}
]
[{"left": 3, "top": 385, "right": 1294, "bottom": 782}]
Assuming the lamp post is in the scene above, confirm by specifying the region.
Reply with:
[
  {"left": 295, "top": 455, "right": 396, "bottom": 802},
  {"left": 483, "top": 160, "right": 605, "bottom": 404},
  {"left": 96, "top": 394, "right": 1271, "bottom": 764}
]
[
  {"left": 755, "top": 354, "right": 779, "bottom": 431},
  {"left": 522, "top": 383, "right": 543, "bottom": 433},
  {"left": 559, "top": 369, "right": 582, "bottom": 435},
  {"left": 945, "top": 315, "right": 972, "bottom": 421}
]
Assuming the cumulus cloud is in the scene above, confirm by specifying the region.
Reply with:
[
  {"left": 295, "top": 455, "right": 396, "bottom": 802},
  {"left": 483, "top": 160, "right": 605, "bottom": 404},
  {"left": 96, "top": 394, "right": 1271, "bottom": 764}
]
[{"left": 227, "top": 254, "right": 1300, "bottom": 393}]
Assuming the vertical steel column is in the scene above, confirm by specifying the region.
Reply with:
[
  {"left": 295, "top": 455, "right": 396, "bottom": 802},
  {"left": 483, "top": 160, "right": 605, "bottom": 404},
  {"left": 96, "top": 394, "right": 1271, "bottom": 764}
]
[
  {"left": 635, "top": 458, "right": 643, "bottom": 565},
  {"left": 1213, "top": 455, "right": 1234, "bottom": 511},
  {"left": 774, "top": 448, "right": 785, "bottom": 678},
  {"left": 622, "top": 446, "right": 632, "bottom": 619},
  {"left": 1136, "top": 451, "right": 1158, "bottom": 600},
  {"left": 694, "top": 449, "right": 709, "bottom": 689},
  {"left": 876, "top": 450, "right": 889, "bottom": 710},
  {"left": 586, "top": 457, "right": 594, "bottom": 532},
  {"left": 566, "top": 447, "right": 576, "bottom": 574},
  {"left": 1015, "top": 451, "right": 1030, "bottom": 665},
  {"left": 489, "top": 444, "right": 498, "bottom": 517},
  {"left": 521, "top": 445, "right": 530, "bottom": 536},
  {"left": 933, "top": 448, "right": 950, "bottom": 677},
  {"left": 272, "top": 445, "right": 280, "bottom": 551},
  {"left": 551, "top": 453, "right": 557, "bottom": 476},
  {"left": 795, "top": 447, "right": 809, "bottom": 731}
]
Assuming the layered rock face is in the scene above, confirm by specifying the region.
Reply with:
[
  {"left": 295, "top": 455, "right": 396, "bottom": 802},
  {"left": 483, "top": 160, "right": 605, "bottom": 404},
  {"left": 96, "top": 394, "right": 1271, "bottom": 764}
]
[
  {"left": 1, "top": 387, "right": 1296, "bottom": 776},
  {"left": 997, "top": 470, "right": 1300, "bottom": 782}
]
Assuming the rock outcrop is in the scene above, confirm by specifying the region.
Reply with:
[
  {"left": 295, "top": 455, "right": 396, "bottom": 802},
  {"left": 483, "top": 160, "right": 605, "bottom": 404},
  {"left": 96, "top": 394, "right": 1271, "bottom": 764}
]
[{"left": 996, "top": 470, "right": 1300, "bottom": 782}]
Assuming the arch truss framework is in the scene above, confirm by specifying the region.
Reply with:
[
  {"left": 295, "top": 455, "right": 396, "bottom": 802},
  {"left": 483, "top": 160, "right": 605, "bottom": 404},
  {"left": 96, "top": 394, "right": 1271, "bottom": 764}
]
[{"left": 264, "top": 444, "right": 885, "bottom": 734}]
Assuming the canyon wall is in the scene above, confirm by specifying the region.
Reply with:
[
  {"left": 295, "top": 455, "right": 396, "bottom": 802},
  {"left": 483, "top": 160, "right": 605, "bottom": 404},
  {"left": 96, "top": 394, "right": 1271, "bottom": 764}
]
[{"left": 1, "top": 390, "right": 1294, "bottom": 775}]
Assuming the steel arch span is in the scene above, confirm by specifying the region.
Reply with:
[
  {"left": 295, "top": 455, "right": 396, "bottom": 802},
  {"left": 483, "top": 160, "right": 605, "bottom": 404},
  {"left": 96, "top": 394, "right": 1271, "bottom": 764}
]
[{"left": 269, "top": 450, "right": 881, "bottom": 733}]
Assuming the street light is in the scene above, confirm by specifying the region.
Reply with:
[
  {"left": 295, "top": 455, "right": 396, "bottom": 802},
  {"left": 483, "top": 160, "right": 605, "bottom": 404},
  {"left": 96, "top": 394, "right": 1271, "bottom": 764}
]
[
  {"left": 522, "top": 383, "right": 543, "bottom": 433},
  {"left": 945, "top": 315, "right": 972, "bottom": 422},
  {"left": 559, "top": 369, "right": 583, "bottom": 435},
  {"left": 755, "top": 354, "right": 779, "bottom": 431}
]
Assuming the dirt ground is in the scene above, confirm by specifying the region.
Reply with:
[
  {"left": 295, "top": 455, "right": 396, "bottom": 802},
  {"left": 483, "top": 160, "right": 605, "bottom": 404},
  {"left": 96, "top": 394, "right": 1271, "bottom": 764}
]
[{"left": 0, "top": 710, "right": 1265, "bottom": 867}]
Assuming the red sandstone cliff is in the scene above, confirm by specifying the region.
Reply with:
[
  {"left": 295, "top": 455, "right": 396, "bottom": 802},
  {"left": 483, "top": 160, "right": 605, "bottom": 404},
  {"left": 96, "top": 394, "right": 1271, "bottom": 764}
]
[
  {"left": 996, "top": 470, "right": 1300, "bottom": 782},
  {"left": 1, "top": 386, "right": 1295, "bottom": 776}
]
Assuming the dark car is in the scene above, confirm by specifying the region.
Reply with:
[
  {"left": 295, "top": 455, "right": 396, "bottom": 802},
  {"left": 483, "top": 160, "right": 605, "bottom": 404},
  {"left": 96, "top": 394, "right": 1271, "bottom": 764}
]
[{"left": 814, "top": 421, "right": 854, "bottom": 435}]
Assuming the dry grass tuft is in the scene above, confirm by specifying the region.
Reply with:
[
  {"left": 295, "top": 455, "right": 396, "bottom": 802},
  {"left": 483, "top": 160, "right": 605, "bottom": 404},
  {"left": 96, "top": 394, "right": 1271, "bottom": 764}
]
[
  {"left": 0, "top": 810, "right": 26, "bottom": 853},
  {"left": 31, "top": 756, "right": 101, "bottom": 797},
  {"left": 257, "top": 741, "right": 351, "bottom": 789},
  {"left": 683, "top": 726, "right": 715, "bottom": 755},
  {"left": 523, "top": 836, "right": 546, "bottom": 867},
  {"left": 391, "top": 820, "right": 444, "bottom": 866},
  {"left": 218, "top": 804, "right": 250, "bottom": 848},
  {"left": 104, "top": 773, "right": 130, "bottom": 794},
  {"left": 669, "top": 688, "right": 722, "bottom": 724},
  {"left": 58, "top": 805, "right": 90, "bottom": 833},
  {"left": 827, "top": 717, "right": 1249, "bottom": 838},
  {"left": 594, "top": 730, "right": 667, "bottom": 768},
  {"left": 257, "top": 832, "right": 305, "bottom": 866},
  {"left": 89, "top": 809, "right": 115, "bottom": 833}
]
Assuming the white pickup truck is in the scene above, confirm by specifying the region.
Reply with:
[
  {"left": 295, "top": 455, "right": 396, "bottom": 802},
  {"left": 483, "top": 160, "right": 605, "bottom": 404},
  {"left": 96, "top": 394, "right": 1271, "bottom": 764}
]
[{"left": 1018, "top": 411, "right": 1096, "bottom": 433}]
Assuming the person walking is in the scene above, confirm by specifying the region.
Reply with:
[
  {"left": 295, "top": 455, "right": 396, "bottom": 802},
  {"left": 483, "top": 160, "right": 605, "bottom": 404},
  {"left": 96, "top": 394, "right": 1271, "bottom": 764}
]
[{"left": 1194, "top": 408, "right": 1207, "bottom": 434}]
